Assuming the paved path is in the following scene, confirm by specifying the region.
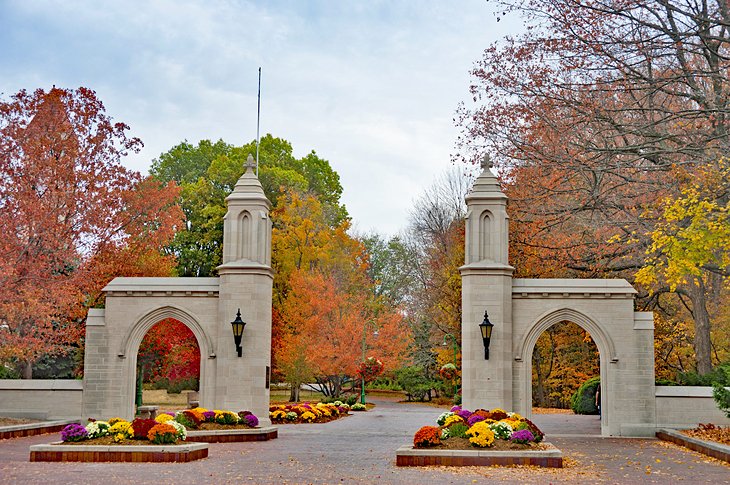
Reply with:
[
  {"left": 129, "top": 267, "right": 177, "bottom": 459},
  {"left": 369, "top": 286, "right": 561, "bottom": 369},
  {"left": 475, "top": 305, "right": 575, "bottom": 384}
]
[{"left": 1, "top": 398, "right": 728, "bottom": 484}]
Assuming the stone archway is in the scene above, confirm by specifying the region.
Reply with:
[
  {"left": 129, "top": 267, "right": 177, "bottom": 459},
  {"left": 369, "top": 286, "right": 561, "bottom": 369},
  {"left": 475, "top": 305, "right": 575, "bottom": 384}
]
[
  {"left": 119, "top": 306, "right": 215, "bottom": 419},
  {"left": 516, "top": 308, "right": 615, "bottom": 436},
  {"left": 83, "top": 161, "right": 273, "bottom": 424},
  {"left": 460, "top": 160, "right": 657, "bottom": 436}
]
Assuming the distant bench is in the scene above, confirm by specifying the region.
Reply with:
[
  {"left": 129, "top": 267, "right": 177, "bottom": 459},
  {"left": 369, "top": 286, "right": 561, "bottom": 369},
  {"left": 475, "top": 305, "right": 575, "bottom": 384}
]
[
  {"left": 187, "top": 391, "right": 199, "bottom": 409},
  {"left": 137, "top": 405, "right": 159, "bottom": 419}
]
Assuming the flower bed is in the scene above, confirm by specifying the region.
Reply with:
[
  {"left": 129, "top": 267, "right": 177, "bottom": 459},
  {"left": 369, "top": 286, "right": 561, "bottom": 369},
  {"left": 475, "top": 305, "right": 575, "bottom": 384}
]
[
  {"left": 29, "top": 442, "right": 208, "bottom": 462},
  {"left": 30, "top": 418, "right": 207, "bottom": 462},
  {"left": 397, "top": 405, "right": 562, "bottom": 467},
  {"left": 269, "top": 401, "right": 355, "bottom": 424},
  {"left": 157, "top": 407, "right": 277, "bottom": 443}
]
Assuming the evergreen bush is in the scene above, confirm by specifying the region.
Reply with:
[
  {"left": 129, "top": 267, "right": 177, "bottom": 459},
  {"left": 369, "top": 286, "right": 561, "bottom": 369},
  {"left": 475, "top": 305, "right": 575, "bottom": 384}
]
[{"left": 570, "top": 376, "right": 600, "bottom": 415}]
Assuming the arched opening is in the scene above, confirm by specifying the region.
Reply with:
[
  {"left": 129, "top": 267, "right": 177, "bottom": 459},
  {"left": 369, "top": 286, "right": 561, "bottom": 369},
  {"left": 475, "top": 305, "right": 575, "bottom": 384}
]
[
  {"left": 119, "top": 306, "right": 215, "bottom": 417},
  {"left": 517, "top": 308, "right": 615, "bottom": 436},
  {"left": 531, "top": 320, "right": 600, "bottom": 419},
  {"left": 137, "top": 318, "right": 201, "bottom": 410}
]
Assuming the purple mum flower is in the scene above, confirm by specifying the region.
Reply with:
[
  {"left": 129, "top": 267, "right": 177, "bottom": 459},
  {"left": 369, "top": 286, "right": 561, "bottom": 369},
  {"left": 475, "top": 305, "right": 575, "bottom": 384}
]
[
  {"left": 242, "top": 414, "right": 259, "bottom": 427},
  {"left": 509, "top": 429, "right": 535, "bottom": 444},
  {"left": 467, "top": 414, "right": 487, "bottom": 426},
  {"left": 203, "top": 411, "right": 216, "bottom": 422},
  {"left": 450, "top": 405, "right": 461, "bottom": 413},
  {"left": 60, "top": 423, "right": 88, "bottom": 442},
  {"left": 457, "top": 409, "right": 472, "bottom": 420}
]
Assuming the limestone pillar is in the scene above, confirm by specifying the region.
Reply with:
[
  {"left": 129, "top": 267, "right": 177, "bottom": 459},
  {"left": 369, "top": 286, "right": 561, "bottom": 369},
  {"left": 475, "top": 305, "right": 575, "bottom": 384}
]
[
  {"left": 460, "top": 156, "right": 515, "bottom": 411},
  {"left": 215, "top": 155, "right": 273, "bottom": 425}
]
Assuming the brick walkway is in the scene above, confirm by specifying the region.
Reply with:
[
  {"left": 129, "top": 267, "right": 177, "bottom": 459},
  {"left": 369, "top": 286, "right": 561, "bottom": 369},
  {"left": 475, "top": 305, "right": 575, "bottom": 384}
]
[{"left": 1, "top": 398, "right": 728, "bottom": 484}]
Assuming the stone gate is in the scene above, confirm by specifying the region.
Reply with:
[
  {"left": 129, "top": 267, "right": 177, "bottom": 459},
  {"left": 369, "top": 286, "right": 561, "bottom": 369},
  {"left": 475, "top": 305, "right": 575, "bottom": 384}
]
[
  {"left": 82, "top": 159, "right": 273, "bottom": 424},
  {"left": 460, "top": 161, "right": 656, "bottom": 436}
]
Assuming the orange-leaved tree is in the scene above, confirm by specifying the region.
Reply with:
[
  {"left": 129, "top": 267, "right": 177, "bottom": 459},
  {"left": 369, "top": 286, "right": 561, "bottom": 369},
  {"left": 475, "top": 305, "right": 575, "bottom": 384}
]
[
  {"left": 277, "top": 270, "right": 407, "bottom": 399},
  {"left": 0, "top": 87, "right": 182, "bottom": 377}
]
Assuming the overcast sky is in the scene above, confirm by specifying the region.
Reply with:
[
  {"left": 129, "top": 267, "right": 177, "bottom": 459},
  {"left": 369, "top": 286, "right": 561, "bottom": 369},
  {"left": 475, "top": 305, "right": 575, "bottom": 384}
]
[{"left": 0, "top": 0, "right": 519, "bottom": 236}]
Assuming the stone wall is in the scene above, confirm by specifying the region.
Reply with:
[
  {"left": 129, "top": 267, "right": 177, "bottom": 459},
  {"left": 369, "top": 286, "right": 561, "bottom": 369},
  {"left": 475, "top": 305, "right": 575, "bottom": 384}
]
[
  {"left": 655, "top": 386, "right": 730, "bottom": 428},
  {"left": 0, "top": 380, "right": 83, "bottom": 419}
]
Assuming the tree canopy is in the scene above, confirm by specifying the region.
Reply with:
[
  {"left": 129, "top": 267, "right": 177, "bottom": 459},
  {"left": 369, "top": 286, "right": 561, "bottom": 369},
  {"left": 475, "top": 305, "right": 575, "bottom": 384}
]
[{"left": 0, "top": 87, "right": 182, "bottom": 377}]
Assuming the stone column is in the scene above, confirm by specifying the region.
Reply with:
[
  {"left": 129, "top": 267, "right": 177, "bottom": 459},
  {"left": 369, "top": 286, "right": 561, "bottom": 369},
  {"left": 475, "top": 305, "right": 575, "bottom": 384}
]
[
  {"left": 215, "top": 155, "right": 273, "bottom": 425},
  {"left": 460, "top": 156, "right": 515, "bottom": 411}
]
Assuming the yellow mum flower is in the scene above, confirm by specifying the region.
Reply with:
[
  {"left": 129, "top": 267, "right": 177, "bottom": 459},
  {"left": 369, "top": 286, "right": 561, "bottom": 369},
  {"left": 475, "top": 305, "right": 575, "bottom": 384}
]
[
  {"left": 443, "top": 415, "right": 464, "bottom": 427},
  {"left": 465, "top": 421, "right": 495, "bottom": 448},
  {"left": 155, "top": 413, "right": 174, "bottom": 423}
]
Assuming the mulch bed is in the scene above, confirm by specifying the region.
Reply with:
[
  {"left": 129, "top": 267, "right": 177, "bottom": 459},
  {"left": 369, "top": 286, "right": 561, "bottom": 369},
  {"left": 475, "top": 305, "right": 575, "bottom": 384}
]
[
  {"left": 193, "top": 422, "right": 258, "bottom": 431},
  {"left": 61, "top": 436, "right": 177, "bottom": 446},
  {"left": 681, "top": 424, "right": 730, "bottom": 447},
  {"left": 531, "top": 407, "right": 574, "bottom": 415},
  {"left": 272, "top": 414, "right": 352, "bottom": 425},
  {"left": 0, "top": 417, "right": 37, "bottom": 427},
  {"left": 420, "top": 437, "right": 549, "bottom": 451}
]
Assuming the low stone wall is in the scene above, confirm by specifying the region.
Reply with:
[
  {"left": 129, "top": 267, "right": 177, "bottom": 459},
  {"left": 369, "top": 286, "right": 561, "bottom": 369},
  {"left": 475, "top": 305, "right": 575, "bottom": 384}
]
[
  {"left": 186, "top": 426, "right": 278, "bottom": 443},
  {"left": 0, "top": 420, "right": 78, "bottom": 440},
  {"left": 656, "top": 429, "right": 730, "bottom": 464},
  {"left": 0, "top": 380, "right": 83, "bottom": 419},
  {"left": 29, "top": 442, "right": 209, "bottom": 463},
  {"left": 395, "top": 444, "right": 563, "bottom": 467},
  {"left": 655, "top": 386, "right": 730, "bottom": 429}
]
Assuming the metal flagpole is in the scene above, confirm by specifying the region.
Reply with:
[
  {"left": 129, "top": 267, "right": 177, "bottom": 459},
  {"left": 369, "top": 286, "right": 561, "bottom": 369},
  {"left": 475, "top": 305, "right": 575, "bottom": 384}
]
[{"left": 256, "top": 67, "right": 261, "bottom": 176}]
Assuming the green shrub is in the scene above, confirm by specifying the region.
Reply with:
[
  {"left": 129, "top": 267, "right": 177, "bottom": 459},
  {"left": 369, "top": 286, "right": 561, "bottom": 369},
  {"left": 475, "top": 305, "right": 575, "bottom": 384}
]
[
  {"left": 366, "top": 377, "right": 403, "bottom": 391},
  {"left": 713, "top": 383, "right": 730, "bottom": 418},
  {"left": 167, "top": 377, "right": 199, "bottom": 394},
  {"left": 570, "top": 376, "right": 600, "bottom": 415},
  {"left": 447, "top": 422, "right": 469, "bottom": 438},
  {"left": 395, "top": 366, "right": 437, "bottom": 401},
  {"left": 343, "top": 394, "right": 358, "bottom": 406},
  {"left": 712, "top": 364, "right": 730, "bottom": 418},
  {"left": 655, "top": 378, "right": 677, "bottom": 386},
  {"left": 174, "top": 412, "right": 197, "bottom": 429},
  {"left": 678, "top": 363, "right": 730, "bottom": 386},
  {"left": 0, "top": 364, "right": 20, "bottom": 379},
  {"left": 152, "top": 377, "right": 169, "bottom": 390}
]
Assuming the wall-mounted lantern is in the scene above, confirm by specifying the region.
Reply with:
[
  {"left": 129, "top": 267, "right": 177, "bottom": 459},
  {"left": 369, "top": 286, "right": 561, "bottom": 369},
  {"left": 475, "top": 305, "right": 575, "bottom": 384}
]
[
  {"left": 478, "top": 310, "right": 494, "bottom": 360},
  {"left": 231, "top": 309, "right": 246, "bottom": 357}
]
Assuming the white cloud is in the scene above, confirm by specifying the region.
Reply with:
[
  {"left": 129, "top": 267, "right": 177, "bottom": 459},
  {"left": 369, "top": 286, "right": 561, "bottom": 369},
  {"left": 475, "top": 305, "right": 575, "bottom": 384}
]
[{"left": 0, "top": 0, "right": 522, "bottom": 236}]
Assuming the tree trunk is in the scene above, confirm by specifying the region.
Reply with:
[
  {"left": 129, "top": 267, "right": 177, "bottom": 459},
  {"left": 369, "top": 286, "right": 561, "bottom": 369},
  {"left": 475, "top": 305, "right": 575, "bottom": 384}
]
[
  {"left": 687, "top": 278, "right": 713, "bottom": 375},
  {"left": 19, "top": 360, "right": 33, "bottom": 379},
  {"left": 289, "top": 382, "right": 300, "bottom": 402}
]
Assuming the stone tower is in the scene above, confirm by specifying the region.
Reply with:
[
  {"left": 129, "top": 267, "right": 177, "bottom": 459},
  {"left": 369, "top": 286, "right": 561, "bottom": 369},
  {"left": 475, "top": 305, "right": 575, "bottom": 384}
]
[
  {"left": 460, "top": 156, "right": 515, "bottom": 411},
  {"left": 215, "top": 155, "right": 273, "bottom": 421}
]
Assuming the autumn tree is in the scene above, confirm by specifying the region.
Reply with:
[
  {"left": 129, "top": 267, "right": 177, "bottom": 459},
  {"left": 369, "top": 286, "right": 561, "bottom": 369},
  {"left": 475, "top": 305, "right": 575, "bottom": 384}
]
[
  {"left": 0, "top": 87, "right": 182, "bottom": 377},
  {"left": 364, "top": 168, "right": 471, "bottom": 397},
  {"left": 138, "top": 318, "right": 201, "bottom": 389},
  {"left": 150, "top": 135, "right": 347, "bottom": 276},
  {"left": 277, "top": 270, "right": 407, "bottom": 399},
  {"left": 459, "top": 0, "right": 730, "bottom": 374},
  {"left": 270, "top": 189, "right": 404, "bottom": 400},
  {"left": 636, "top": 159, "right": 730, "bottom": 373}
]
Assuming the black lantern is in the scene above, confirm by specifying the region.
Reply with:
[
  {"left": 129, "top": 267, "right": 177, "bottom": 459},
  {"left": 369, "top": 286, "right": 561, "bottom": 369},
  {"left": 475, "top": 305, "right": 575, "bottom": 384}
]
[
  {"left": 478, "top": 310, "right": 494, "bottom": 360},
  {"left": 231, "top": 309, "right": 246, "bottom": 357}
]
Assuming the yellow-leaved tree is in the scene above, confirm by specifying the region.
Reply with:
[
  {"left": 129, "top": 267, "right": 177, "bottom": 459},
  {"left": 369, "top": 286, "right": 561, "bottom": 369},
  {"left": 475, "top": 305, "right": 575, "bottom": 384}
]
[{"left": 636, "top": 159, "right": 730, "bottom": 375}]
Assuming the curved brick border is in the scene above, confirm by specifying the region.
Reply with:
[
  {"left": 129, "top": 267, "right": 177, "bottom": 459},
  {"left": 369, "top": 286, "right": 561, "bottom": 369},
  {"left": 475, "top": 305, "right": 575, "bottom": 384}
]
[
  {"left": 656, "top": 428, "right": 730, "bottom": 464},
  {"left": 0, "top": 420, "right": 78, "bottom": 440},
  {"left": 186, "top": 426, "right": 278, "bottom": 443},
  {"left": 396, "top": 443, "right": 563, "bottom": 467},
  {"left": 29, "top": 442, "right": 209, "bottom": 462}
]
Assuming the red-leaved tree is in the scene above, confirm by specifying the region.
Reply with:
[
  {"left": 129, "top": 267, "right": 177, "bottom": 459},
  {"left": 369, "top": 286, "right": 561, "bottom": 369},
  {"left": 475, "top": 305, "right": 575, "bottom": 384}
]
[{"left": 0, "top": 87, "right": 183, "bottom": 377}]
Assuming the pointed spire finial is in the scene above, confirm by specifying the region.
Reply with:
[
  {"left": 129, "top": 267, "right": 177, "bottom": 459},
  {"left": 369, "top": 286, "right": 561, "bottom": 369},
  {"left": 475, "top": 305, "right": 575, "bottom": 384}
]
[
  {"left": 245, "top": 154, "right": 257, "bottom": 173},
  {"left": 481, "top": 153, "right": 493, "bottom": 170}
]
